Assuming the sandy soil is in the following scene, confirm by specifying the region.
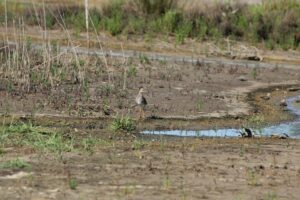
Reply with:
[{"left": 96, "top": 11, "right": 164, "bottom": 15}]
[{"left": 0, "top": 137, "right": 299, "bottom": 200}]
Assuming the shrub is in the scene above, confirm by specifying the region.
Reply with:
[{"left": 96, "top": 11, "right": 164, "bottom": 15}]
[
  {"left": 175, "top": 20, "right": 192, "bottom": 44},
  {"left": 104, "top": 13, "right": 122, "bottom": 35},
  {"left": 163, "top": 10, "right": 181, "bottom": 33}
]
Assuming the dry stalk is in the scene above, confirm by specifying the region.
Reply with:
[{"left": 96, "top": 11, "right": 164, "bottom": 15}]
[
  {"left": 48, "top": 7, "right": 83, "bottom": 85},
  {"left": 4, "top": 0, "right": 8, "bottom": 43},
  {"left": 121, "top": 43, "right": 127, "bottom": 90},
  {"left": 89, "top": 12, "right": 111, "bottom": 84},
  {"left": 85, "top": 0, "right": 89, "bottom": 48}
]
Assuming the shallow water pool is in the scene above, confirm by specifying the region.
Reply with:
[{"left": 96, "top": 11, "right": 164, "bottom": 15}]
[{"left": 143, "top": 95, "right": 300, "bottom": 138}]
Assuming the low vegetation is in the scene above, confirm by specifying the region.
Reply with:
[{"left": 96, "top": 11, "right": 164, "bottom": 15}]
[
  {"left": 0, "top": 158, "right": 31, "bottom": 169},
  {"left": 69, "top": 178, "right": 78, "bottom": 190},
  {"left": 0, "top": 122, "right": 74, "bottom": 153},
  {"left": 110, "top": 115, "right": 136, "bottom": 133},
  {"left": 1, "top": 0, "right": 299, "bottom": 50},
  {"left": 0, "top": 122, "right": 111, "bottom": 154}
]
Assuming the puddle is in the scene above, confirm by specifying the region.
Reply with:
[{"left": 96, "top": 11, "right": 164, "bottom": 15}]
[{"left": 143, "top": 95, "right": 300, "bottom": 138}]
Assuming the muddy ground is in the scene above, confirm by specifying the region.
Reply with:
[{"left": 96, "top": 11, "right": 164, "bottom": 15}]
[
  {"left": 0, "top": 50, "right": 300, "bottom": 199},
  {"left": 0, "top": 48, "right": 299, "bottom": 122},
  {"left": 0, "top": 137, "right": 300, "bottom": 200}
]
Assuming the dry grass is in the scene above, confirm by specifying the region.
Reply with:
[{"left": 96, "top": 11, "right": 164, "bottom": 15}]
[{"left": 6, "top": 0, "right": 262, "bottom": 10}]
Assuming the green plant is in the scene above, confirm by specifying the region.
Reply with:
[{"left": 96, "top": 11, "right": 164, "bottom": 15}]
[
  {"left": 239, "top": 145, "right": 245, "bottom": 157},
  {"left": 162, "top": 174, "right": 171, "bottom": 190},
  {"left": 175, "top": 21, "right": 192, "bottom": 44},
  {"left": 126, "top": 17, "right": 146, "bottom": 34},
  {"left": 139, "top": 54, "right": 151, "bottom": 64},
  {"left": 103, "top": 0, "right": 123, "bottom": 35},
  {"left": 128, "top": 65, "right": 138, "bottom": 77},
  {"left": 247, "top": 169, "right": 259, "bottom": 186},
  {"left": 0, "top": 148, "right": 4, "bottom": 155},
  {"left": 148, "top": 18, "right": 163, "bottom": 33},
  {"left": 103, "top": 98, "right": 111, "bottom": 115},
  {"left": 45, "top": 13, "right": 56, "bottom": 29},
  {"left": 101, "top": 84, "right": 114, "bottom": 97},
  {"left": 1, "top": 158, "right": 31, "bottom": 169},
  {"left": 81, "top": 136, "right": 110, "bottom": 153},
  {"left": 105, "top": 14, "right": 122, "bottom": 35},
  {"left": 197, "top": 18, "right": 208, "bottom": 40},
  {"left": 110, "top": 115, "right": 136, "bottom": 133},
  {"left": 69, "top": 178, "right": 78, "bottom": 190},
  {"left": 131, "top": 139, "right": 146, "bottom": 150},
  {"left": 251, "top": 67, "right": 259, "bottom": 80},
  {"left": 196, "top": 97, "right": 204, "bottom": 112},
  {"left": 264, "top": 192, "right": 278, "bottom": 200},
  {"left": 163, "top": 10, "right": 181, "bottom": 33}
]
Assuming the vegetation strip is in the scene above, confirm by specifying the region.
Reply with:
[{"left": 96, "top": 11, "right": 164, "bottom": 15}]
[{"left": 1, "top": 0, "right": 299, "bottom": 50}]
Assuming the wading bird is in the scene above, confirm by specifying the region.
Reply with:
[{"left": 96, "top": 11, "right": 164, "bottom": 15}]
[{"left": 135, "top": 87, "right": 147, "bottom": 119}]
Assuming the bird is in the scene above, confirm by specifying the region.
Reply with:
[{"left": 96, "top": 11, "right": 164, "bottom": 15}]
[
  {"left": 239, "top": 127, "right": 253, "bottom": 138},
  {"left": 135, "top": 87, "right": 147, "bottom": 120}
]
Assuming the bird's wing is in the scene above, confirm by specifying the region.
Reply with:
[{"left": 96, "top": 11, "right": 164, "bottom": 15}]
[{"left": 142, "top": 96, "right": 147, "bottom": 105}]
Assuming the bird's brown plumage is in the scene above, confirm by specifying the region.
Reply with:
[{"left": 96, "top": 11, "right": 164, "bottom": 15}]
[{"left": 135, "top": 88, "right": 147, "bottom": 119}]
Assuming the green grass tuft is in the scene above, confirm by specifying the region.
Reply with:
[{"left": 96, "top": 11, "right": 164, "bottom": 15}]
[
  {"left": 69, "top": 178, "right": 78, "bottom": 190},
  {"left": 0, "top": 158, "right": 31, "bottom": 169},
  {"left": 110, "top": 115, "right": 136, "bottom": 133}
]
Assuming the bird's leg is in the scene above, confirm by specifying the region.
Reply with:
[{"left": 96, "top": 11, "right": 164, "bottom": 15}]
[
  {"left": 142, "top": 108, "right": 145, "bottom": 119},
  {"left": 138, "top": 107, "right": 142, "bottom": 120}
]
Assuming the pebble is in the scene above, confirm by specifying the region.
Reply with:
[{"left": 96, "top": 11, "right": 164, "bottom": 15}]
[{"left": 238, "top": 76, "right": 247, "bottom": 82}]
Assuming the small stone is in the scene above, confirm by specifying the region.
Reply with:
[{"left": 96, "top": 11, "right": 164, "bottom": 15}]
[
  {"left": 238, "top": 76, "right": 247, "bottom": 82},
  {"left": 260, "top": 93, "right": 271, "bottom": 100}
]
